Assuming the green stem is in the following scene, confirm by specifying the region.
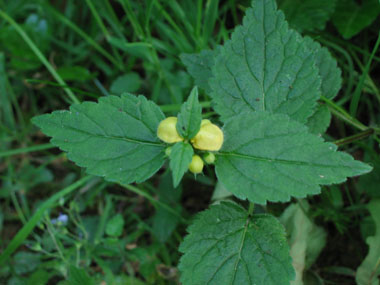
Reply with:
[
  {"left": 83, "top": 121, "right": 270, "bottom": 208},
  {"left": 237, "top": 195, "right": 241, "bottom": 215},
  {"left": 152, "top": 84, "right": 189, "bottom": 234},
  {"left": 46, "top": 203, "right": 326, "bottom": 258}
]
[
  {"left": 248, "top": 203, "right": 255, "bottom": 216},
  {"left": 120, "top": 0, "right": 145, "bottom": 39},
  {"left": 0, "top": 176, "right": 92, "bottom": 266},
  {"left": 85, "top": 0, "right": 110, "bottom": 38},
  {"left": 0, "top": 143, "right": 55, "bottom": 158},
  {"left": 85, "top": 0, "right": 124, "bottom": 67},
  {"left": 94, "top": 195, "right": 113, "bottom": 244},
  {"left": 334, "top": 129, "right": 375, "bottom": 146},
  {"left": 0, "top": 10, "right": 80, "bottom": 104},
  {"left": 321, "top": 96, "right": 367, "bottom": 131},
  {"left": 349, "top": 31, "right": 380, "bottom": 116},
  {"left": 10, "top": 191, "right": 27, "bottom": 224}
]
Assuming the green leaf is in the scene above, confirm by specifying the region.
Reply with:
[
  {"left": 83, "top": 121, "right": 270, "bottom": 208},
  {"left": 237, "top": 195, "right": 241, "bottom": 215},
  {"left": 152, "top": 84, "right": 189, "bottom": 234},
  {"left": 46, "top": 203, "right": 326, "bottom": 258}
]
[
  {"left": 12, "top": 251, "right": 41, "bottom": 275},
  {"left": 0, "top": 14, "right": 50, "bottom": 71},
  {"left": 107, "top": 37, "right": 153, "bottom": 62},
  {"left": 278, "top": 0, "right": 337, "bottom": 32},
  {"left": 28, "top": 269, "right": 51, "bottom": 285},
  {"left": 305, "top": 38, "right": 340, "bottom": 135},
  {"left": 68, "top": 266, "right": 95, "bottom": 285},
  {"left": 106, "top": 214, "right": 125, "bottom": 237},
  {"left": 306, "top": 105, "right": 331, "bottom": 135},
  {"left": 358, "top": 160, "right": 380, "bottom": 198},
  {"left": 110, "top": 72, "right": 142, "bottom": 95},
  {"left": 210, "top": 0, "right": 321, "bottom": 123},
  {"left": 332, "top": 0, "right": 380, "bottom": 39},
  {"left": 215, "top": 111, "right": 372, "bottom": 204},
  {"left": 305, "top": 38, "right": 342, "bottom": 100},
  {"left": 356, "top": 199, "right": 380, "bottom": 285},
  {"left": 169, "top": 142, "right": 194, "bottom": 187},
  {"left": 180, "top": 49, "right": 217, "bottom": 92},
  {"left": 280, "top": 201, "right": 327, "bottom": 285},
  {"left": 32, "top": 94, "right": 166, "bottom": 184},
  {"left": 211, "top": 181, "right": 233, "bottom": 201},
  {"left": 176, "top": 86, "right": 202, "bottom": 139},
  {"left": 114, "top": 276, "right": 146, "bottom": 285},
  {"left": 56, "top": 66, "right": 94, "bottom": 82},
  {"left": 179, "top": 201, "right": 295, "bottom": 284}
]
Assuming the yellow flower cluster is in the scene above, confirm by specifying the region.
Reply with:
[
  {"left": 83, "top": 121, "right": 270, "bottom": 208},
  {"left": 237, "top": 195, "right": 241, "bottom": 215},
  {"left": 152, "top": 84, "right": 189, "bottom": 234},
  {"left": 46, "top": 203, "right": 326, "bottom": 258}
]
[{"left": 157, "top": 117, "right": 223, "bottom": 174}]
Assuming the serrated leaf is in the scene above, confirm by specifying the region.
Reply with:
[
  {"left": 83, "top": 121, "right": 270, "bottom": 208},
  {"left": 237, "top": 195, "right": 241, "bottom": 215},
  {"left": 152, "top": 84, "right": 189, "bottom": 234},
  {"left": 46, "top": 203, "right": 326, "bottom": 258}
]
[
  {"left": 210, "top": 0, "right": 321, "bottom": 123},
  {"left": 180, "top": 50, "right": 217, "bottom": 92},
  {"left": 305, "top": 38, "right": 340, "bottom": 135},
  {"left": 106, "top": 214, "right": 125, "bottom": 237},
  {"left": 306, "top": 105, "right": 331, "bottom": 135},
  {"left": 179, "top": 201, "right": 294, "bottom": 285},
  {"left": 305, "top": 38, "right": 342, "bottom": 100},
  {"left": 280, "top": 201, "right": 327, "bottom": 285},
  {"left": 176, "top": 87, "right": 202, "bottom": 139},
  {"left": 32, "top": 94, "right": 166, "bottom": 184},
  {"left": 356, "top": 199, "right": 380, "bottom": 285},
  {"left": 278, "top": 0, "right": 337, "bottom": 32},
  {"left": 169, "top": 142, "right": 194, "bottom": 187},
  {"left": 332, "top": 0, "right": 380, "bottom": 39},
  {"left": 215, "top": 111, "right": 372, "bottom": 204}
]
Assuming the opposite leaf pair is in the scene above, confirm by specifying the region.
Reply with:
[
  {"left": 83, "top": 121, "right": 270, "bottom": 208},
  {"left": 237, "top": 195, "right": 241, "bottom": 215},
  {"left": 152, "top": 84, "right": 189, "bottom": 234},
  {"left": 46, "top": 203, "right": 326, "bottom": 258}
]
[{"left": 33, "top": 0, "right": 372, "bottom": 207}]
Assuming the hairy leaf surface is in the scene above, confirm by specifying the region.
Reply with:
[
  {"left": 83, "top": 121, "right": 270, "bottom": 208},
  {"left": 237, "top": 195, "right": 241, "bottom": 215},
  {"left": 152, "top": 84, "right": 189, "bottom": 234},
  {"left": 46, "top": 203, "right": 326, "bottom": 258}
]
[
  {"left": 169, "top": 142, "right": 194, "bottom": 187},
  {"left": 179, "top": 201, "right": 294, "bottom": 285},
  {"left": 304, "top": 39, "right": 341, "bottom": 134},
  {"left": 210, "top": 0, "right": 321, "bottom": 123},
  {"left": 215, "top": 112, "right": 372, "bottom": 204},
  {"left": 305, "top": 38, "right": 342, "bottom": 100},
  {"left": 306, "top": 105, "right": 331, "bottom": 135},
  {"left": 180, "top": 50, "right": 216, "bottom": 92},
  {"left": 32, "top": 94, "right": 166, "bottom": 184}
]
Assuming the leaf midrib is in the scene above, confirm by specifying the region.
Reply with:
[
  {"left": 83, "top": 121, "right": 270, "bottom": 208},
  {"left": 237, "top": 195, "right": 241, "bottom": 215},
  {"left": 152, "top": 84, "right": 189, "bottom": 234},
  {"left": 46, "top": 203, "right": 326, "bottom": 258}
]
[{"left": 57, "top": 124, "right": 164, "bottom": 147}]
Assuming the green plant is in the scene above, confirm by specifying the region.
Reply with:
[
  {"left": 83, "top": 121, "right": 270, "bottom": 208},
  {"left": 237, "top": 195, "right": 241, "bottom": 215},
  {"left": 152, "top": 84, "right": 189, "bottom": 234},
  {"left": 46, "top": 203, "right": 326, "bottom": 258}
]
[
  {"left": 1, "top": 0, "right": 380, "bottom": 284},
  {"left": 26, "top": 0, "right": 374, "bottom": 283}
]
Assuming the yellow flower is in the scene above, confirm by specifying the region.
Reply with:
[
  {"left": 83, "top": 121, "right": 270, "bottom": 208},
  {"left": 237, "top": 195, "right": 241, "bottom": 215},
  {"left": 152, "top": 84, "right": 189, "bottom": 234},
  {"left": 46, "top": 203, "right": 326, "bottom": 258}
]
[
  {"left": 191, "top": 121, "right": 223, "bottom": 151},
  {"left": 188, "top": 155, "right": 204, "bottom": 174},
  {"left": 157, "top": 117, "right": 183, "bottom": 143}
]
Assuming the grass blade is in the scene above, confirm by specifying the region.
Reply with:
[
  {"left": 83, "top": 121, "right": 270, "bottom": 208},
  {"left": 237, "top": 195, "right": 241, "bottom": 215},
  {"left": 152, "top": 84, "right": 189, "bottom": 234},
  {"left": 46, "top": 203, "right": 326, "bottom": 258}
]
[
  {"left": 349, "top": 31, "right": 380, "bottom": 116},
  {"left": 0, "top": 9, "right": 80, "bottom": 104},
  {"left": 0, "top": 176, "right": 93, "bottom": 266}
]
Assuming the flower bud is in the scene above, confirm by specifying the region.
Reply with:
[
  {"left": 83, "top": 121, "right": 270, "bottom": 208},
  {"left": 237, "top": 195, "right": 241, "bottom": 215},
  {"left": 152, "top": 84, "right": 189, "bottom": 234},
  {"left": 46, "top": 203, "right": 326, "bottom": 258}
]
[
  {"left": 203, "top": 152, "right": 216, "bottom": 164},
  {"left": 157, "top": 117, "right": 183, "bottom": 143},
  {"left": 188, "top": 155, "right": 204, "bottom": 174},
  {"left": 191, "top": 123, "right": 223, "bottom": 151},
  {"left": 165, "top": 147, "right": 172, "bottom": 157}
]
